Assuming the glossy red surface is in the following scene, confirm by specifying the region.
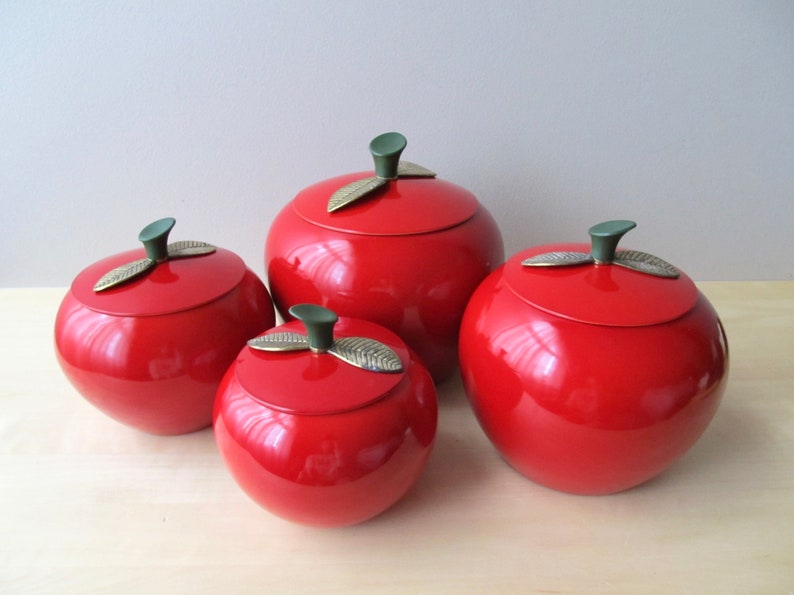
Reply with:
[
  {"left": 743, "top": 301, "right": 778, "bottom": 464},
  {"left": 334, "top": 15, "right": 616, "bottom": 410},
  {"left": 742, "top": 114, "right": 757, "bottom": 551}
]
[
  {"left": 459, "top": 258, "right": 729, "bottom": 495},
  {"left": 55, "top": 263, "right": 275, "bottom": 435},
  {"left": 213, "top": 318, "right": 437, "bottom": 527},
  {"left": 266, "top": 175, "right": 504, "bottom": 383}
]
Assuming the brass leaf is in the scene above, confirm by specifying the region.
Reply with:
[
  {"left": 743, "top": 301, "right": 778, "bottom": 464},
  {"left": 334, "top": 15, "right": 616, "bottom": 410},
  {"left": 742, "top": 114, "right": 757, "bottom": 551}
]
[
  {"left": 329, "top": 337, "right": 403, "bottom": 373},
  {"left": 247, "top": 332, "right": 311, "bottom": 352},
  {"left": 397, "top": 161, "right": 437, "bottom": 178},
  {"left": 93, "top": 258, "right": 156, "bottom": 292},
  {"left": 613, "top": 250, "right": 680, "bottom": 278},
  {"left": 327, "top": 177, "right": 388, "bottom": 212},
  {"left": 522, "top": 252, "right": 594, "bottom": 267},
  {"left": 167, "top": 240, "right": 216, "bottom": 258}
]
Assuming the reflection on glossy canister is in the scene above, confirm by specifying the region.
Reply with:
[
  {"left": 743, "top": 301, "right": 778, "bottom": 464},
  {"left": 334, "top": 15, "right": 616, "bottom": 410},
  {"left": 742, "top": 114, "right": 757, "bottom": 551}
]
[
  {"left": 265, "top": 132, "right": 503, "bottom": 382},
  {"left": 459, "top": 221, "right": 729, "bottom": 495},
  {"left": 54, "top": 218, "right": 276, "bottom": 435},
  {"left": 213, "top": 304, "right": 437, "bottom": 527}
]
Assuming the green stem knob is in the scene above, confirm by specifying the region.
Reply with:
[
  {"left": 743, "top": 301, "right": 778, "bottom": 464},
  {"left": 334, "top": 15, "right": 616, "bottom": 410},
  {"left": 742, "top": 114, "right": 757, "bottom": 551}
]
[
  {"left": 369, "top": 132, "right": 407, "bottom": 179},
  {"left": 588, "top": 220, "right": 637, "bottom": 263},
  {"left": 289, "top": 304, "right": 339, "bottom": 353},
  {"left": 138, "top": 217, "right": 175, "bottom": 262}
]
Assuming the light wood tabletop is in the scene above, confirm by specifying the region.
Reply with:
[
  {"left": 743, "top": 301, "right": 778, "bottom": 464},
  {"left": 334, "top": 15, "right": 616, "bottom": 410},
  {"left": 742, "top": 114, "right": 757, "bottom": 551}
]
[{"left": 1, "top": 283, "right": 792, "bottom": 594}]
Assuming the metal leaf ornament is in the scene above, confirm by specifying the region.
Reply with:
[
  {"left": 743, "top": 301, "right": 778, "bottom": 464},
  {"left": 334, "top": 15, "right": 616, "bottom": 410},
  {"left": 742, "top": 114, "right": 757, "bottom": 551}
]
[
  {"left": 330, "top": 337, "right": 404, "bottom": 373},
  {"left": 521, "top": 251, "right": 594, "bottom": 268},
  {"left": 93, "top": 218, "right": 216, "bottom": 292},
  {"left": 521, "top": 220, "right": 680, "bottom": 279},
  {"left": 610, "top": 250, "right": 680, "bottom": 278},
  {"left": 93, "top": 258, "right": 158, "bottom": 292},
  {"left": 327, "top": 177, "right": 389, "bottom": 213},
  {"left": 247, "top": 332, "right": 310, "bottom": 351},
  {"left": 327, "top": 133, "right": 436, "bottom": 212},
  {"left": 165, "top": 240, "right": 216, "bottom": 259},
  {"left": 248, "top": 331, "right": 403, "bottom": 374},
  {"left": 247, "top": 304, "right": 404, "bottom": 374}
]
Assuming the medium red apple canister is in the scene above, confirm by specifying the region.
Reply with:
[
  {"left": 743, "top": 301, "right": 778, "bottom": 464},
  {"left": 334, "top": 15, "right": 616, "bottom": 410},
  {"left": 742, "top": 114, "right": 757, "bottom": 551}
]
[
  {"left": 265, "top": 132, "right": 504, "bottom": 383},
  {"left": 213, "top": 304, "right": 437, "bottom": 527},
  {"left": 459, "top": 220, "right": 729, "bottom": 495},
  {"left": 55, "top": 218, "right": 276, "bottom": 435}
]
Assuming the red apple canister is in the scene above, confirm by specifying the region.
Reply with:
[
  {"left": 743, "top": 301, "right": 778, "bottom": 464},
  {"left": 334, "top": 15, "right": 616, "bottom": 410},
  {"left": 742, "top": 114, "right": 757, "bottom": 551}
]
[
  {"left": 265, "top": 132, "right": 504, "bottom": 383},
  {"left": 459, "top": 220, "right": 729, "bottom": 495},
  {"left": 213, "top": 304, "right": 437, "bottom": 527},
  {"left": 55, "top": 218, "right": 276, "bottom": 435}
]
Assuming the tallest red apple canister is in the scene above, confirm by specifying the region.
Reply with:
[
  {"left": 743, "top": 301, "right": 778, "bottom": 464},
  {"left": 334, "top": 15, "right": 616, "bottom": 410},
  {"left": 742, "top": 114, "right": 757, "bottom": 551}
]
[{"left": 265, "top": 132, "right": 504, "bottom": 382}]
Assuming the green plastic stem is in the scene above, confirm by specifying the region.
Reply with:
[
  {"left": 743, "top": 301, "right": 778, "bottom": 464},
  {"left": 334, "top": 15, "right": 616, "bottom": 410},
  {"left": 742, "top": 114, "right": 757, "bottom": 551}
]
[
  {"left": 138, "top": 217, "right": 176, "bottom": 262},
  {"left": 289, "top": 304, "right": 339, "bottom": 352},
  {"left": 588, "top": 220, "right": 637, "bottom": 263},
  {"left": 369, "top": 132, "right": 407, "bottom": 179}
]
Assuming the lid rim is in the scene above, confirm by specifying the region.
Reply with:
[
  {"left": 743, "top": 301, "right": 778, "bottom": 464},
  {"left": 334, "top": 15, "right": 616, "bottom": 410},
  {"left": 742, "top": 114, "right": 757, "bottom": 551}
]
[
  {"left": 503, "top": 243, "right": 699, "bottom": 327},
  {"left": 74, "top": 282, "right": 241, "bottom": 318},
  {"left": 70, "top": 247, "right": 247, "bottom": 317},
  {"left": 292, "top": 200, "right": 476, "bottom": 237},
  {"left": 505, "top": 280, "right": 698, "bottom": 328},
  {"left": 235, "top": 369, "right": 407, "bottom": 416},
  {"left": 291, "top": 172, "right": 480, "bottom": 236},
  {"left": 234, "top": 317, "right": 409, "bottom": 415}
]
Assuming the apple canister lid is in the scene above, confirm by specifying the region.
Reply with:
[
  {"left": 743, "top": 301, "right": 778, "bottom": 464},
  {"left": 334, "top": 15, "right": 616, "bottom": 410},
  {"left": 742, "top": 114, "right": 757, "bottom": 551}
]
[
  {"left": 237, "top": 304, "right": 409, "bottom": 415},
  {"left": 291, "top": 132, "right": 479, "bottom": 236},
  {"left": 70, "top": 218, "right": 246, "bottom": 317},
  {"left": 504, "top": 220, "right": 699, "bottom": 327}
]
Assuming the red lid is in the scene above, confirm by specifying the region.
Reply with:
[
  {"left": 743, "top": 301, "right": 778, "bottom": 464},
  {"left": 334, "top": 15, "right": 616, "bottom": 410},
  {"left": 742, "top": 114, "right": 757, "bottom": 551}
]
[
  {"left": 235, "top": 315, "right": 409, "bottom": 415},
  {"left": 291, "top": 132, "right": 479, "bottom": 236},
  {"left": 504, "top": 222, "right": 699, "bottom": 327},
  {"left": 292, "top": 172, "right": 479, "bottom": 236},
  {"left": 70, "top": 218, "right": 246, "bottom": 317}
]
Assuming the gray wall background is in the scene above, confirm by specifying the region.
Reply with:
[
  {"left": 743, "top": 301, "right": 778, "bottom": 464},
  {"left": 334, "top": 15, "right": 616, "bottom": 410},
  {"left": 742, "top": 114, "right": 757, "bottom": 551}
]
[{"left": 2, "top": 1, "right": 792, "bottom": 287}]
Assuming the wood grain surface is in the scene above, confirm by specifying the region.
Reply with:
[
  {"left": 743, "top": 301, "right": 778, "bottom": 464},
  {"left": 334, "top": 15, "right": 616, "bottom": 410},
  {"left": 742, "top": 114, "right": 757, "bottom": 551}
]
[{"left": 1, "top": 284, "right": 792, "bottom": 593}]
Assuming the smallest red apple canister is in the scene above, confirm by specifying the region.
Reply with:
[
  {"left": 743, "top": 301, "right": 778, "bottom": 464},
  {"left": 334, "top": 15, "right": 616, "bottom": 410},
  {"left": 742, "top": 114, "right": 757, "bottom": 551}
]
[
  {"left": 213, "top": 304, "right": 437, "bottom": 527},
  {"left": 55, "top": 218, "right": 276, "bottom": 435},
  {"left": 265, "top": 132, "right": 504, "bottom": 383},
  {"left": 459, "top": 220, "right": 729, "bottom": 495}
]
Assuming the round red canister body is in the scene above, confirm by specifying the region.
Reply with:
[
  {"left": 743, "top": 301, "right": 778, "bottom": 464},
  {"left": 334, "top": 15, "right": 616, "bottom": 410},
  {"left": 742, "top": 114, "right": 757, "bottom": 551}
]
[
  {"left": 265, "top": 133, "right": 503, "bottom": 383},
  {"left": 55, "top": 222, "right": 275, "bottom": 435},
  {"left": 213, "top": 310, "right": 437, "bottom": 527},
  {"left": 459, "top": 228, "right": 729, "bottom": 495}
]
